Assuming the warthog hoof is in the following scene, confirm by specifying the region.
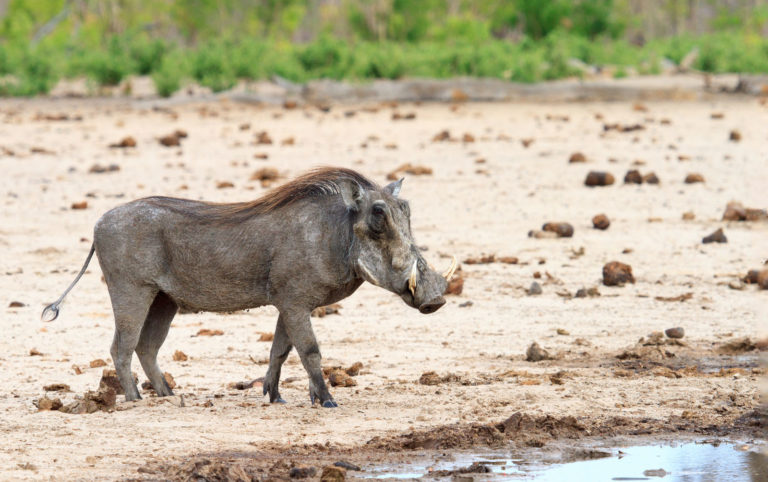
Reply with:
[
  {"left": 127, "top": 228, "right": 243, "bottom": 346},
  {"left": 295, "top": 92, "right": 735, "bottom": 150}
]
[{"left": 322, "top": 400, "right": 338, "bottom": 408}]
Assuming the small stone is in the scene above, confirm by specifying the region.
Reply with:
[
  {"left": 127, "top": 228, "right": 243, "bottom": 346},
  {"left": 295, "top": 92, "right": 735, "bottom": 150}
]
[
  {"left": 569, "top": 152, "right": 587, "bottom": 163},
  {"left": 320, "top": 465, "right": 346, "bottom": 481},
  {"left": 624, "top": 169, "right": 642, "bottom": 184},
  {"left": 328, "top": 369, "right": 356, "bottom": 387},
  {"left": 334, "top": 461, "right": 361, "bottom": 471},
  {"left": 526, "top": 342, "right": 550, "bottom": 362},
  {"left": 643, "top": 172, "right": 660, "bottom": 184},
  {"left": 729, "top": 129, "right": 741, "bottom": 141},
  {"left": 345, "top": 362, "right": 363, "bottom": 377},
  {"left": 685, "top": 173, "right": 705, "bottom": 184},
  {"left": 603, "top": 261, "right": 635, "bottom": 287},
  {"left": 173, "top": 350, "right": 188, "bottom": 361},
  {"left": 665, "top": 327, "right": 685, "bottom": 339},
  {"left": 702, "top": 228, "right": 727, "bottom": 244},
  {"left": 8, "top": 301, "right": 24, "bottom": 307},
  {"left": 728, "top": 280, "right": 745, "bottom": 290},
  {"left": 585, "top": 171, "right": 615, "bottom": 187},
  {"left": 216, "top": 181, "right": 234, "bottom": 189},
  {"left": 542, "top": 222, "right": 574, "bottom": 238},
  {"left": 109, "top": 136, "right": 136, "bottom": 148},
  {"left": 592, "top": 214, "right": 610, "bottom": 230},
  {"left": 89, "top": 359, "right": 107, "bottom": 368},
  {"left": 36, "top": 396, "right": 63, "bottom": 411},
  {"left": 43, "top": 383, "right": 70, "bottom": 392},
  {"left": 556, "top": 328, "right": 570, "bottom": 335},
  {"left": 71, "top": 201, "right": 88, "bottom": 210},
  {"left": 682, "top": 211, "right": 695, "bottom": 221},
  {"left": 528, "top": 281, "right": 542, "bottom": 295},
  {"left": 575, "top": 287, "right": 600, "bottom": 298},
  {"left": 644, "top": 469, "right": 667, "bottom": 477},
  {"left": 290, "top": 467, "right": 317, "bottom": 479}
]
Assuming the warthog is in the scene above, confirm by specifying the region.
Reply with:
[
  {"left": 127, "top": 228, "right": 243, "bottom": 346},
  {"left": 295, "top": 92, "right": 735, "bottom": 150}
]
[{"left": 43, "top": 168, "right": 455, "bottom": 407}]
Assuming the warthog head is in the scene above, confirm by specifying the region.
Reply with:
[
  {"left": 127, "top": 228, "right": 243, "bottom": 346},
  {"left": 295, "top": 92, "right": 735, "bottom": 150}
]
[{"left": 344, "top": 178, "right": 456, "bottom": 314}]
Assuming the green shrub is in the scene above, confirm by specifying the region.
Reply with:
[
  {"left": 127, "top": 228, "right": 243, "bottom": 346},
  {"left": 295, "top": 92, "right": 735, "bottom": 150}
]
[
  {"left": 152, "top": 52, "right": 187, "bottom": 97},
  {"left": 191, "top": 42, "right": 235, "bottom": 92},
  {"left": 130, "top": 37, "right": 168, "bottom": 75}
]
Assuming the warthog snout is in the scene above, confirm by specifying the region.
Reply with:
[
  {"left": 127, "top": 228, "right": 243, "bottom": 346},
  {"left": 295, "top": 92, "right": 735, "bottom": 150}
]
[{"left": 419, "top": 296, "right": 446, "bottom": 314}]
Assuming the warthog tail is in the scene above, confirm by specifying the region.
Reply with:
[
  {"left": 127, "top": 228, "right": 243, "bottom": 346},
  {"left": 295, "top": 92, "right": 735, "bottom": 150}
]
[{"left": 41, "top": 244, "right": 96, "bottom": 322}]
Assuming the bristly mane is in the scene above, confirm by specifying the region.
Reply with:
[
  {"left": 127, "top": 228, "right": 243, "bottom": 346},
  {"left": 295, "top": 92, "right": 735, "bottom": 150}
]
[{"left": 144, "top": 167, "right": 379, "bottom": 224}]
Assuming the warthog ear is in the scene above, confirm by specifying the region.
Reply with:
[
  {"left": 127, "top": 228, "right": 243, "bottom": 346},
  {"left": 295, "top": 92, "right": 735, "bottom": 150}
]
[
  {"left": 339, "top": 180, "right": 367, "bottom": 211},
  {"left": 384, "top": 178, "right": 403, "bottom": 197}
]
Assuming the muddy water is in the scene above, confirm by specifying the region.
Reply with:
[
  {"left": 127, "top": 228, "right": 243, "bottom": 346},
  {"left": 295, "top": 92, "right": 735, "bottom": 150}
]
[{"left": 362, "top": 441, "right": 767, "bottom": 480}]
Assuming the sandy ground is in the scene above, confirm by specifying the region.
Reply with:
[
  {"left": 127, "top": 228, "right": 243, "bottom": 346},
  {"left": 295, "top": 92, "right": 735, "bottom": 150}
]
[{"left": 0, "top": 96, "right": 766, "bottom": 480}]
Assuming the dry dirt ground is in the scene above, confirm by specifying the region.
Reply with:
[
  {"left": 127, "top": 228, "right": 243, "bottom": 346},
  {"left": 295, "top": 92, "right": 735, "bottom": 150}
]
[{"left": 0, "top": 96, "right": 766, "bottom": 480}]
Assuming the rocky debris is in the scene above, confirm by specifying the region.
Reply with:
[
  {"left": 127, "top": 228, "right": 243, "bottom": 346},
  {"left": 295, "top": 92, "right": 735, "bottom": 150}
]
[
  {"left": 592, "top": 214, "right": 610, "bottom": 230},
  {"left": 574, "top": 287, "right": 600, "bottom": 298},
  {"left": 88, "top": 163, "right": 120, "bottom": 174},
  {"left": 60, "top": 386, "right": 117, "bottom": 414},
  {"left": 258, "top": 332, "right": 274, "bottom": 342},
  {"left": 521, "top": 138, "right": 534, "bottom": 148},
  {"left": 722, "top": 201, "right": 767, "bottom": 221},
  {"left": 99, "top": 369, "right": 137, "bottom": 395},
  {"left": 743, "top": 269, "right": 768, "bottom": 289},
  {"left": 446, "top": 270, "right": 464, "bottom": 295},
  {"left": 391, "top": 112, "right": 416, "bottom": 120},
  {"left": 603, "top": 123, "right": 644, "bottom": 133},
  {"left": 624, "top": 169, "right": 643, "bottom": 184},
  {"left": 682, "top": 211, "right": 695, "bottom": 221},
  {"left": 141, "top": 372, "right": 176, "bottom": 392},
  {"left": 254, "top": 152, "right": 269, "bottom": 159},
  {"left": 283, "top": 100, "right": 298, "bottom": 109},
  {"left": 196, "top": 328, "right": 223, "bottom": 336},
  {"left": 729, "top": 129, "right": 742, "bottom": 141},
  {"left": 665, "top": 327, "right": 685, "bottom": 339},
  {"left": 159, "top": 130, "right": 187, "bottom": 147},
  {"left": 556, "top": 329, "right": 570, "bottom": 335},
  {"left": 239, "top": 123, "right": 250, "bottom": 131},
  {"left": 281, "top": 136, "right": 295, "bottom": 146},
  {"left": 461, "top": 133, "right": 475, "bottom": 143},
  {"left": 718, "top": 337, "right": 756, "bottom": 353},
  {"left": 216, "top": 181, "right": 234, "bottom": 189},
  {"left": 328, "top": 369, "right": 356, "bottom": 387},
  {"left": 542, "top": 222, "right": 574, "bottom": 238},
  {"left": 169, "top": 459, "right": 251, "bottom": 482},
  {"left": 386, "top": 163, "right": 432, "bottom": 180},
  {"left": 526, "top": 342, "right": 551, "bottom": 362},
  {"left": 35, "top": 396, "right": 63, "bottom": 411},
  {"left": 173, "top": 350, "right": 188, "bottom": 361},
  {"left": 71, "top": 201, "right": 88, "bottom": 210},
  {"left": 290, "top": 467, "right": 317, "bottom": 478},
  {"left": 250, "top": 167, "right": 280, "bottom": 187},
  {"left": 702, "top": 228, "right": 727, "bottom": 244},
  {"left": 643, "top": 172, "right": 660, "bottom": 184},
  {"left": 568, "top": 152, "right": 587, "bottom": 163},
  {"left": 464, "top": 254, "right": 495, "bottom": 264},
  {"left": 8, "top": 300, "right": 25, "bottom": 307},
  {"left": 89, "top": 359, "right": 107, "bottom": 368},
  {"left": 528, "top": 282, "right": 542, "bottom": 296},
  {"left": 685, "top": 173, "right": 705, "bottom": 184},
  {"left": 43, "top": 383, "right": 70, "bottom": 392},
  {"left": 603, "top": 261, "right": 635, "bottom": 286},
  {"left": 311, "top": 303, "right": 342, "bottom": 317},
  {"left": 644, "top": 469, "right": 667, "bottom": 478},
  {"left": 345, "top": 362, "right": 363, "bottom": 377},
  {"left": 499, "top": 256, "right": 519, "bottom": 264},
  {"left": 728, "top": 280, "right": 745, "bottom": 290},
  {"left": 255, "top": 130, "right": 273, "bottom": 145},
  {"left": 29, "top": 348, "right": 43, "bottom": 356},
  {"left": 432, "top": 129, "right": 451, "bottom": 142},
  {"left": 333, "top": 461, "right": 360, "bottom": 471},
  {"left": 320, "top": 465, "right": 346, "bottom": 481},
  {"left": 585, "top": 171, "right": 614, "bottom": 187},
  {"left": 711, "top": 112, "right": 724, "bottom": 119},
  {"left": 418, "top": 371, "right": 462, "bottom": 386},
  {"left": 109, "top": 136, "right": 136, "bottom": 148},
  {"left": 655, "top": 293, "right": 693, "bottom": 302}
]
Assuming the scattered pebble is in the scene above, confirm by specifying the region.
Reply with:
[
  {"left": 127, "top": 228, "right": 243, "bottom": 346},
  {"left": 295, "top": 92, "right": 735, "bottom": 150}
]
[
  {"left": 685, "top": 173, "right": 705, "bottom": 184},
  {"left": 216, "top": 181, "right": 234, "bottom": 189},
  {"left": 89, "top": 359, "right": 107, "bottom": 368},
  {"left": 432, "top": 130, "right": 450, "bottom": 142},
  {"left": 159, "top": 130, "right": 187, "bottom": 147},
  {"left": 250, "top": 167, "right": 279, "bottom": 187},
  {"left": 729, "top": 129, "right": 741, "bottom": 141},
  {"left": 702, "top": 228, "right": 727, "bottom": 244},
  {"left": 88, "top": 163, "right": 120, "bottom": 174},
  {"left": 528, "top": 281, "right": 542, "bottom": 295},
  {"left": 643, "top": 172, "right": 660, "bottom": 184},
  {"left": 320, "top": 465, "right": 346, "bottom": 481},
  {"left": 109, "top": 136, "right": 136, "bottom": 148},
  {"left": 722, "top": 201, "right": 767, "bottom": 221},
  {"left": 43, "top": 383, "right": 70, "bottom": 392},
  {"left": 568, "top": 152, "right": 586, "bottom": 163},
  {"left": 71, "top": 201, "right": 88, "bottom": 210},
  {"left": 575, "top": 287, "right": 601, "bottom": 298},
  {"left": 665, "top": 327, "right": 685, "bottom": 339},
  {"left": 8, "top": 300, "right": 24, "bottom": 307},
  {"left": 258, "top": 332, "right": 274, "bottom": 342},
  {"left": 592, "top": 214, "right": 610, "bottom": 230},
  {"left": 542, "top": 222, "right": 574, "bottom": 238},
  {"left": 624, "top": 169, "right": 642, "bottom": 184},
  {"left": 682, "top": 211, "right": 695, "bottom": 221},
  {"left": 290, "top": 467, "right": 317, "bottom": 479},
  {"left": 173, "top": 350, "right": 188, "bottom": 361},
  {"left": 602, "top": 261, "right": 635, "bottom": 287},
  {"left": 254, "top": 131, "right": 273, "bottom": 145},
  {"left": 328, "top": 369, "right": 356, "bottom": 387},
  {"left": 196, "top": 329, "right": 224, "bottom": 336},
  {"left": 556, "top": 328, "right": 570, "bottom": 335},
  {"left": 386, "top": 163, "right": 432, "bottom": 180},
  {"left": 585, "top": 171, "right": 615, "bottom": 187},
  {"left": 334, "top": 461, "right": 360, "bottom": 471},
  {"left": 36, "top": 396, "right": 63, "bottom": 411}
]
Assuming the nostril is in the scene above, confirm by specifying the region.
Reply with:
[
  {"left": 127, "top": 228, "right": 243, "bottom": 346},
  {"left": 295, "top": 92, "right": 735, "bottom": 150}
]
[{"left": 419, "top": 297, "right": 446, "bottom": 314}]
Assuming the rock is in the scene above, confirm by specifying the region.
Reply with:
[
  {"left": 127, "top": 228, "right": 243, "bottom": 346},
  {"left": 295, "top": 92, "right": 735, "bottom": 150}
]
[
  {"left": 446, "top": 274, "right": 464, "bottom": 295},
  {"left": 109, "top": 136, "right": 136, "bottom": 148},
  {"left": 722, "top": 201, "right": 767, "bottom": 221},
  {"left": 320, "top": 465, "right": 346, "bottom": 481},
  {"left": 464, "top": 254, "right": 495, "bottom": 264},
  {"left": 729, "top": 129, "right": 741, "bottom": 142},
  {"left": 159, "top": 132, "right": 183, "bottom": 147},
  {"left": 644, "top": 469, "right": 667, "bottom": 477},
  {"left": 29, "top": 348, "right": 43, "bottom": 356},
  {"left": 419, "top": 371, "right": 442, "bottom": 385},
  {"left": 36, "top": 396, "right": 63, "bottom": 411},
  {"left": 526, "top": 342, "right": 550, "bottom": 362},
  {"left": 728, "top": 280, "right": 745, "bottom": 290},
  {"left": 88, "top": 163, "right": 120, "bottom": 174},
  {"left": 328, "top": 369, "right": 356, "bottom": 387},
  {"left": 682, "top": 211, "right": 695, "bottom": 221},
  {"left": 196, "top": 329, "right": 223, "bottom": 336},
  {"left": 624, "top": 169, "right": 642, "bottom": 184},
  {"left": 718, "top": 337, "right": 756, "bottom": 353},
  {"left": 685, "top": 173, "right": 705, "bottom": 184},
  {"left": 585, "top": 171, "right": 615, "bottom": 187},
  {"left": 8, "top": 301, "right": 25, "bottom": 307},
  {"left": 290, "top": 467, "right": 317, "bottom": 479},
  {"left": 255, "top": 131, "right": 273, "bottom": 144},
  {"left": 462, "top": 133, "right": 475, "bottom": 143},
  {"left": 216, "top": 181, "right": 234, "bottom": 189},
  {"left": 528, "top": 230, "right": 558, "bottom": 239},
  {"left": 521, "top": 138, "right": 534, "bottom": 148},
  {"left": 575, "top": 287, "right": 600, "bottom": 298},
  {"left": 386, "top": 163, "right": 432, "bottom": 180},
  {"left": 592, "top": 214, "right": 610, "bottom": 230},
  {"left": 89, "top": 359, "right": 107, "bottom": 368},
  {"left": 643, "top": 172, "right": 660, "bottom": 184},
  {"left": 283, "top": 100, "right": 298, "bottom": 109},
  {"left": 569, "top": 152, "right": 587, "bottom": 163},
  {"left": 258, "top": 332, "right": 274, "bottom": 342},
  {"left": 345, "top": 362, "right": 363, "bottom": 377},
  {"left": 334, "top": 461, "right": 360, "bottom": 471},
  {"left": 432, "top": 130, "right": 450, "bottom": 142},
  {"left": 99, "top": 368, "right": 137, "bottom": 395},
  {"left": 71, "top": 201, "right": 88, "bottom": 210},
  {"left": 43, "top": 383, "right": 70, "bottom": 392},
  {"left": 528, "top": 281, "right": 542, "bottom": 295},
  {"left": 702, "top": 228, "right": 727, "bottom": 244},
  {"left": 665, "top": 327, "right": 685, "bottom": 339},
  {"left": 556, "top": 329, "right": 570, "bottom": 335},
  {"left": 173, "top": 350, "right": 188, "bottom": 361},
  {"left": 603, "top": 261, "right": 635, "bottom": 286},
  {"left": 542, "top": 222, "right": 574, "bottom": 238},
  {"left": 499, "top": 256, "right": 518, "bottom": 264},
  {"left": 250, "top": 167, "right": 279, "bottom": 184}
]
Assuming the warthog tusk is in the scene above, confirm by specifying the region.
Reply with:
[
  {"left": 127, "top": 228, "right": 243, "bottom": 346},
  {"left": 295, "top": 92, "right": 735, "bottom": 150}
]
[
  {"left": 408, "top": 261, "right": 418, "bottom": 296},
  {"left": 442, "top": 255, "right": 457, "bottom": 280}
]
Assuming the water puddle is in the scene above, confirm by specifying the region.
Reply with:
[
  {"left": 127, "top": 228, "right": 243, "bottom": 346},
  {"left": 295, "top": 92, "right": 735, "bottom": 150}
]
[{"left": 361, "top": 440, "right": 767, "bottom": 480}]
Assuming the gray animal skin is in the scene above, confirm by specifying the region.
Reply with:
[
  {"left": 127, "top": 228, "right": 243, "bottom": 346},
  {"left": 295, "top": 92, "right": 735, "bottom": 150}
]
[{"left": 42, "top": 168, "right": 455, "bottom": 407}]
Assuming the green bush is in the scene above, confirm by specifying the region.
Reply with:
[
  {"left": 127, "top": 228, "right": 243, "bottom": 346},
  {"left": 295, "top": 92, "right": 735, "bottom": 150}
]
[
  {"left": 130, "top": 37, "right": 168, "bottom": 75},
  {"left": 152, "top": 52, "right": 187, "bottom": 97},
  {"left": 191, "top": 42, "right": 235, "bottom": 92}
]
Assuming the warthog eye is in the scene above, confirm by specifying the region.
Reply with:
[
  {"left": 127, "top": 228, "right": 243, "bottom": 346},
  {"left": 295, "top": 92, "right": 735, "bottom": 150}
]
[{"left": 369, "top": 204, "right": 386, "bottom": 233}]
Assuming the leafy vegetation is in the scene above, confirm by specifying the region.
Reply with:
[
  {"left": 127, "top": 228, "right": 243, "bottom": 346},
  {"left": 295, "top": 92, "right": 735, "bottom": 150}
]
[{"left": 0, "top": 1, "right": 766, "bottom": 96}]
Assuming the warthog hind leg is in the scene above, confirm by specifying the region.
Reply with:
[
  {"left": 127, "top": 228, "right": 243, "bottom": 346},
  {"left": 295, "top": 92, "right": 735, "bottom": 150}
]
[
  {"left": 136, "top": 292, "right": 178, "bottom": 397},
  {"left": 282, "top": 310, "right": 337, "bottom": 408},
  {"left": 263, "top": 315, "right": 291, "bottom": 403},
  {"left": 108, "top": 285, "right": 158, "bottom": 401}
]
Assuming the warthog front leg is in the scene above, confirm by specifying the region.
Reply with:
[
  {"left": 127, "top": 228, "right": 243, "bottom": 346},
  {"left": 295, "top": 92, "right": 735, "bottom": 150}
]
[
  {"left": 263, "top": 315, "right": 292, "bottom": 403},
  {"left": 281, "top": 309, "right": 336, "bottom": 408},
  {"left": 135, "top": 292, "right": 178, "bottom": 397}
]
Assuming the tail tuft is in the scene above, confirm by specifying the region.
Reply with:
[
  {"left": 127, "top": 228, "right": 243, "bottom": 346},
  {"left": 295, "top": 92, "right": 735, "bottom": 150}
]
[{"left": 41, "top": 303, "right": 60, "bottom": 322}]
